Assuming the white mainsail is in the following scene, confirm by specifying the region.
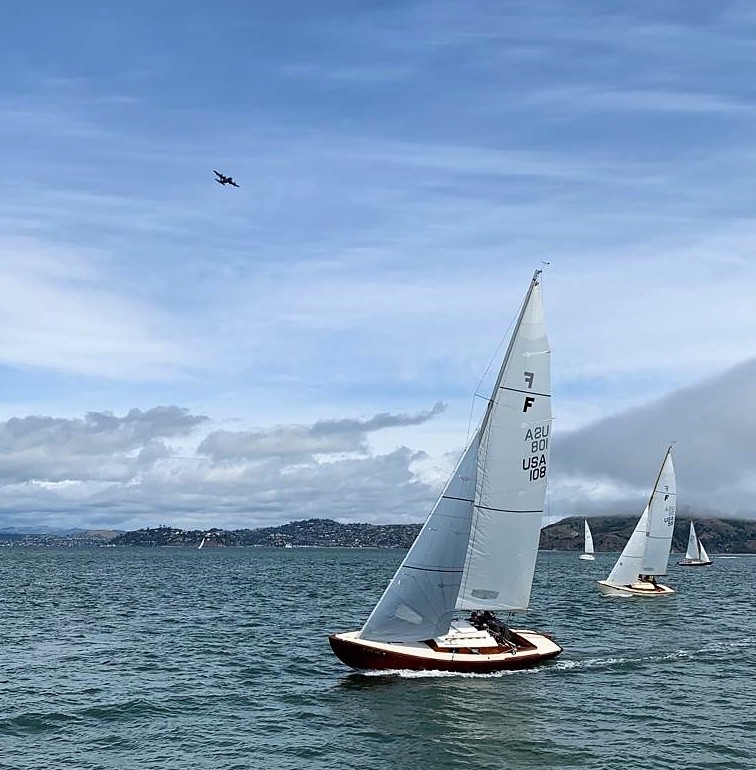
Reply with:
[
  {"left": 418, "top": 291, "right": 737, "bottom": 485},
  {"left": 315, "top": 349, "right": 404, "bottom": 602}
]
[
  {"left": 683, "top": 521, "right": 711, "bottom": 564},
  {"left": 605, "top": 447, "right": 676, "bottom": 586},
  {"left": 359, "top": 272, "right": 550, "bottom": 642},
  {"left": 685, "top": 522, "right": 699, "bottom": 561},
  {"left": 641, "top": 448, "right": 676, "bottom": 575},
  {"left": 584, "top": 520, "right": 595, "bottom": 556},
  {"left": 456, "top": 275, "right": 550, "bottom": 612}
]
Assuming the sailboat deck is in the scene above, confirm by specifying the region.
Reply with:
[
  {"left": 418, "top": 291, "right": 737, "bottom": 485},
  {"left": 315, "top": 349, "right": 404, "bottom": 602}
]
[{"left": 329, "top": 629, "right": 562, "bottom": 672}]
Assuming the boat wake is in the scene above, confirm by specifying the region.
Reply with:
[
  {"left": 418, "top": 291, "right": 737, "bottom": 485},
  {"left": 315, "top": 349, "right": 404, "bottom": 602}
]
[
  {"left": 349, "top": 637, "right": 756, "bottom": 679},
  {"left": 354, "top": 666, "right": 545, "bottom": 680},
  {"left": 545, "top": 637, "right": 756, "bottom": 673}
]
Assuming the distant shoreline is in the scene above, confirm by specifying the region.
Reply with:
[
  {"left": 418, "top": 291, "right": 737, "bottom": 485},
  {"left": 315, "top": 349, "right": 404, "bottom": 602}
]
[{"left": 1, "top": 515, "right": 755, "bottom": 553}]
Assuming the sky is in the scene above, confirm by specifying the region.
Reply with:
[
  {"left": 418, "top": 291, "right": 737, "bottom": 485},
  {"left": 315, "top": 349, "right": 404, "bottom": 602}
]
[{"left": 2, "top": 0, "right": 756, "bottom": 531}]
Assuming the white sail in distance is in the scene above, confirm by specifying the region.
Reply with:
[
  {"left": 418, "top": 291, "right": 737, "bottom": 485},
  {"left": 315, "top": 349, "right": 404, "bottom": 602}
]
[
  {"left": 685, "top": 522, "right": 699, "bottom": 561},
  {"left": 584, "top": 520, "right": 595, "bottom": 556},
  {"left": 605, "top": 446, "right": 676, "bottom": 586},
  {"left": 684, "top": 522, "right": 711, "bottom": 564}
]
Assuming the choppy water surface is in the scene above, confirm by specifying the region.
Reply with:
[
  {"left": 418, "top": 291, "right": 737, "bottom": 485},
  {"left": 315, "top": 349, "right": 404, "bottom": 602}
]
[{"left": 0, "top": 547, "right": 754, "bottom": 769}]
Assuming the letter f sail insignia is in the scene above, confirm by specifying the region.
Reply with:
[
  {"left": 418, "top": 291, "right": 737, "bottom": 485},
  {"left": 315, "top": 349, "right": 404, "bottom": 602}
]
[
  {"left": 524, "top": 371, "right": 534, "bottom": 388},
  {"left": 523, "top": 396, "right": 535, "bottom": 412}
]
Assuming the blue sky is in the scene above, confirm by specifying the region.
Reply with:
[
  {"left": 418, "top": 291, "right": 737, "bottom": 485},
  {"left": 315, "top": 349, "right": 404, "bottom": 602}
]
[{"left": 1, "top": 1, "right": 756, "bottom": 530}]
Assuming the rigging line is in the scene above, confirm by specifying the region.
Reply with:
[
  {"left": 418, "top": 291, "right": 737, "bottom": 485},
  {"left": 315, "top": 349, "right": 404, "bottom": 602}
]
[
  {"left": 543, "top": 476, "right": 552, "bottom": 594},
  {"left": 465, "top": 304, "right": 519, "bottom": 446}
]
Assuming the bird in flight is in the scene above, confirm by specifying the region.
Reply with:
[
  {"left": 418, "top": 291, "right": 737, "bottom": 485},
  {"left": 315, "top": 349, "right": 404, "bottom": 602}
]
[{"left": 213, "top": 170, "right": 240, "bottom": 187}]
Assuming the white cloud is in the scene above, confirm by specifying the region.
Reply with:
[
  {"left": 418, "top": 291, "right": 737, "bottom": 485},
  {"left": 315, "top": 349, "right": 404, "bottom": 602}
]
[
  {"left": 0, "top": 236, "right": 188, "bottom": 380},
  {"left": 0, "top": 404, "right": 443, "bottom": 531}
]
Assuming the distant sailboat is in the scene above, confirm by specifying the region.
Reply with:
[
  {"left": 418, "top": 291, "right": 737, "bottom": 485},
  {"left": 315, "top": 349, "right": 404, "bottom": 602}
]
[
  {"left": 198, "top": 536, "right": 207, "bottom": 549},
  {"left": 329, "top": 270, "right": 563, "bottom": 673},
  {"left": 579, "top": 519, "right": 595, "bottom": 561},
  {"left": 597, "top": 447, "right": 676, "bottom": 597},
  {"left": 677, "top": 522, "right": 713, "bottom": 566}
]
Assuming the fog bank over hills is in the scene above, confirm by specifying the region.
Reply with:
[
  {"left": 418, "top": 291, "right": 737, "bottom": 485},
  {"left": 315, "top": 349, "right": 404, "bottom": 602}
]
[{"left": 551, "top": 358, "right": 756, "bottom": 520}]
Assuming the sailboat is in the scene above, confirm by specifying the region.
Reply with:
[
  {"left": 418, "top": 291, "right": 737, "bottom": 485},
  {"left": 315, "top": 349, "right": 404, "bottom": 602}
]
[
  {"left": 329, "top": 270, "right": 563, "bottom": 673},
  {"left": 677, "top": 522, "right": 713, "bottom": 566},
  {"left": 578, "top": 519, "right": 595, "bottom": 561},
  {"left": 597, "top": 446, "right": 676, "bottom": 597}
]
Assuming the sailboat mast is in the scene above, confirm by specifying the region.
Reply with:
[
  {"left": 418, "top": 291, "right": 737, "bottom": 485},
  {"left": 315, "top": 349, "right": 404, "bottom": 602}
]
[
  {"left": 479, "top": 270, "right": 542, "bottom": 428},
  {"left": 643, "top": 445, "right": 672, "bottom": 531}
]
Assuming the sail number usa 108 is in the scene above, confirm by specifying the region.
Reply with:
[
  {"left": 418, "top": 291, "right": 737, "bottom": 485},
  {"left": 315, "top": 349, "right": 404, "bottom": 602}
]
[
  {"left": 523, "top": 425, "right": 549, "bottom": 481},
  {"left": 519, "top": 369, "right": 550, "bottom": 482}
]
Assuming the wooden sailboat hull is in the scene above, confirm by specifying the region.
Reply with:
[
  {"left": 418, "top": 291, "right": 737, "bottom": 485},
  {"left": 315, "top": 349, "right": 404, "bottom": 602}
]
[
  {"left": 329, "top": 629, "right": 563, "bottom": 673},
  {"left": 596, "top": 580, "right": 675, "bottom": 597}
]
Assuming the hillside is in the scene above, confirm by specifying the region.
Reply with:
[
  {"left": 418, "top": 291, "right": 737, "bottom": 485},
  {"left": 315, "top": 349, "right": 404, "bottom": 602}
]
[
  {"left": 108, "top": 516, "right": 756, "bottom": 552},
  {"left": 3, "top": 516, "right": 755, "bottom": 552},
  {"left": 541, "top": 516, "right": 756, "bottom": 554}
]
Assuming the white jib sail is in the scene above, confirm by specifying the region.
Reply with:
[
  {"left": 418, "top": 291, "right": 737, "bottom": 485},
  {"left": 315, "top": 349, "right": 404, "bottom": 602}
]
[
  {"left": 685, "top": 522, "right": 699, "bottom": 561},
  {"left": 606, "top": 506, "right": 649, "bottom": 586},
  {"left": 641, "top": 448, "right": 675, "bottom": 575},
  {"left": 359, "top": 432, "right": 480, "bottom": 642},
  {"left": 698, "top": 538, "right": 711, "bottom": 563},
  {"left": 456, "top": 277, "right": 551, "bottom": 613},
  {"left": 584, "top": 520, "right": 595, "bottom": 555}
]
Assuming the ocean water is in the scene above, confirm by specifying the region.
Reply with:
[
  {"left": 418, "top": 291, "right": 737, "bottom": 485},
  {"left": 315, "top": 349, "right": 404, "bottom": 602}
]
[{"left": 0, "top": 546, "right": 754, "bottom": 770}]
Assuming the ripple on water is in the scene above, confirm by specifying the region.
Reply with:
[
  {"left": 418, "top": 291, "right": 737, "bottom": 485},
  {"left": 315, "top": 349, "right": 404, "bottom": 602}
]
[{"left": 0, "top": 548, "right": 754, "bottom": 770}]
